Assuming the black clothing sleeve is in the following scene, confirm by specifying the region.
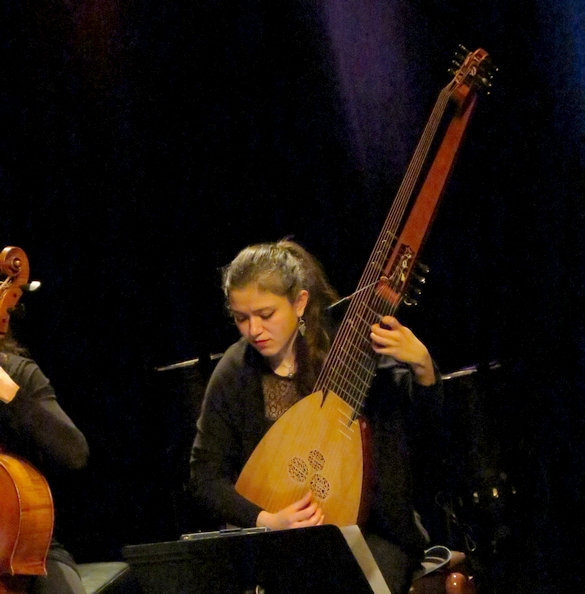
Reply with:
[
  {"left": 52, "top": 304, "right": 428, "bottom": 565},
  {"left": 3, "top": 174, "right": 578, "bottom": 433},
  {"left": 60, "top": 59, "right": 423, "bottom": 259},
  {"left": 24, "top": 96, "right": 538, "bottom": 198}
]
[
  {"left": 0, "top": 353, "right": 89, "bottom": 576},
  {"left": 190, "top": 339, "right": 444, "bottom": 548},
  {"left": 190, "top": 339, "right": 266, "bottom": 528},
  {"left": 0, "top": 354, "right": 89, "bottom": 474}
]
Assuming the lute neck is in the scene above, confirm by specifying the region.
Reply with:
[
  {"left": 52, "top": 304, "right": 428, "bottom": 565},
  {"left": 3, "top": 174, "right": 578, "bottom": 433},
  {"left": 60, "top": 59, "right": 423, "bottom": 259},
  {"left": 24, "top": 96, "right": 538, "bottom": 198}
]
[{"left": 313, "top": 48, "right": 493, "bottom": 419}]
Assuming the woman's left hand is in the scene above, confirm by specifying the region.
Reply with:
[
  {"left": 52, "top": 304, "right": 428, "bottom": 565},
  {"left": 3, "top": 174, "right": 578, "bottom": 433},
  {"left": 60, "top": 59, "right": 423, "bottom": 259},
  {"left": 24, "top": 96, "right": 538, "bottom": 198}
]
[{"left": 370, "top": 316, "right": 436, "bottom": 386}]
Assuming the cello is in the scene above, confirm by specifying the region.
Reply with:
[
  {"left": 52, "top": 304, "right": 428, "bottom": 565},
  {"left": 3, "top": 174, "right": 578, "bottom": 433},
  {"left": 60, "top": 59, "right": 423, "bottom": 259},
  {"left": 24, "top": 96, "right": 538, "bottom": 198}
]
[
  {"left": 236, "top": 48, "right": 496, "bottom": 526},
  {"left": 0, "top": 247, "right": 54, "bottom": 594}
]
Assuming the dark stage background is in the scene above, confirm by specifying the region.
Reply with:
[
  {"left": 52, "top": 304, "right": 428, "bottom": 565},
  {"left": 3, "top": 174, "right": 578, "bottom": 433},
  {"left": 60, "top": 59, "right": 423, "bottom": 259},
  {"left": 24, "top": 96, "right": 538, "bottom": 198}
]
[{"left": 2, "top": 1, "right": 585, "bottom": 592}]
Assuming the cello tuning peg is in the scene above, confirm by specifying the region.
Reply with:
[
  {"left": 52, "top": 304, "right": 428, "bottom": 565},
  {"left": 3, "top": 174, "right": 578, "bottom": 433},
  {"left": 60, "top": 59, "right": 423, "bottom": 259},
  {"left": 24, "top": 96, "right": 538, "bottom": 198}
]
[
  {"left": 416, "top": 262, "right": 430, "bottom": 275},
  {"left": 8, "top": 303, "right": 25, "bottom": 319},
  {"left": 21, "top": 280, "right": 41, "bottom": 292}
]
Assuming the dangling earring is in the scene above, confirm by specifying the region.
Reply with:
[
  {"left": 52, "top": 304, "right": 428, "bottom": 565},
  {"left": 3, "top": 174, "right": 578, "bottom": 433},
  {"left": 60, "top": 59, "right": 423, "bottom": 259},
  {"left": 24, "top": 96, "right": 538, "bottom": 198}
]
[{"left": 298, "top": 317, "right": 306, "bottom": 337}]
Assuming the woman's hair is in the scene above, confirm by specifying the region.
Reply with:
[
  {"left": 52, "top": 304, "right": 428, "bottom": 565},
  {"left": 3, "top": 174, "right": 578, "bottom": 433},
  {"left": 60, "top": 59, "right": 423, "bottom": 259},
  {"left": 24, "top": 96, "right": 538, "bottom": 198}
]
[
  {"left": 0, "top": 332, "right": 29, "bottom": 357},
  {"left": 222, "top": 239, "right": 338, "bottom": 389}
]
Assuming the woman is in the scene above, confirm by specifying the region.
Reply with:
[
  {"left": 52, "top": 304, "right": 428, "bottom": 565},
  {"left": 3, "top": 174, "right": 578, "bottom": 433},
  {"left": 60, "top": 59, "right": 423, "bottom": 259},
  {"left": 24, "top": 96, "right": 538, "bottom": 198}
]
[
  {"left": 190, "top": 239, "right": 442, "bottom": 594},
  {"left": 0, "top": 337, "right": 89, "bottom": 594}
]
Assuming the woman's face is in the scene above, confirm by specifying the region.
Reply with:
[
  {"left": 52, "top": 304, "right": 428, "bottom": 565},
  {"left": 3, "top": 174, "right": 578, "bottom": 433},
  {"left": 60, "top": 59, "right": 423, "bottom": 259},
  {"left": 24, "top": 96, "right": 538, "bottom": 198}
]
[{"left": 228, "top": 283, "right": 308, "bottom": 364}]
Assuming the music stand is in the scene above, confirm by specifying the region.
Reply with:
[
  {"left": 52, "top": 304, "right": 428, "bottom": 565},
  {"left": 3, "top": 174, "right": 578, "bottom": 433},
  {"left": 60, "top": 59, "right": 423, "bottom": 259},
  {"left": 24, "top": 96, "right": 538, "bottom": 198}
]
[{"left": 123, "top": 524, "right": 390, "bottom": 594}]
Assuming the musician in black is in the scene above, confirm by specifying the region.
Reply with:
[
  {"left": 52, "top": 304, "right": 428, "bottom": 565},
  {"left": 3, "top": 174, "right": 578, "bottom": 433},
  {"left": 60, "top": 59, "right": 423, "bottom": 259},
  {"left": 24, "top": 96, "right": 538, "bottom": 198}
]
[
  {"left": 0, "top": 337, "right": 89, "bottom": 594},
  {"left": 190, "top": 239, "right": 442, "bottom": 594}
]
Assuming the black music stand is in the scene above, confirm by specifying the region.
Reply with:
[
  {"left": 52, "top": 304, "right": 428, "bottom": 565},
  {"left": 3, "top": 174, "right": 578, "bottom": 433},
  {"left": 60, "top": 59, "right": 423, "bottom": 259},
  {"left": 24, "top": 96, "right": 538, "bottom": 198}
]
[{"left": 122, "top": 525, "right": 384, "bottom": 594}]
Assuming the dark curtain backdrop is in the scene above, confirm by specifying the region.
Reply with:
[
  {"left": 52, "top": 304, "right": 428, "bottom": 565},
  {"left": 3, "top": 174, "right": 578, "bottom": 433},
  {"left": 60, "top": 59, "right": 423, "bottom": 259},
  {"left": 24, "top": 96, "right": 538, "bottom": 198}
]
[{"left": 2, "top": 1, "right": 585, "bottom": 592}]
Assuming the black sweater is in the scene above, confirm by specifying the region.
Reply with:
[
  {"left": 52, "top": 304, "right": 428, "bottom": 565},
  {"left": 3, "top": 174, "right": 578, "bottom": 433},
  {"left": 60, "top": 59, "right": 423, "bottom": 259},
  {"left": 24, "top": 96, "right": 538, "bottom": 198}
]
[
  {"left": 190, "top": 337, "right": 443, "bottom": 554},
  {"left": 0, "top": 353, "right": 89, "bottom": 568}
]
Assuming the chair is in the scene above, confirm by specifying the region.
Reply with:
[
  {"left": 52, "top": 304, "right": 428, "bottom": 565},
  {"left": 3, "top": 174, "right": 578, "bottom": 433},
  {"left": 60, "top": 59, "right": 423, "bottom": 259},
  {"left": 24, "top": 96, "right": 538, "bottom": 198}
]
[{"left": 77, "top": 561, "right": 138, "bottom": 594}]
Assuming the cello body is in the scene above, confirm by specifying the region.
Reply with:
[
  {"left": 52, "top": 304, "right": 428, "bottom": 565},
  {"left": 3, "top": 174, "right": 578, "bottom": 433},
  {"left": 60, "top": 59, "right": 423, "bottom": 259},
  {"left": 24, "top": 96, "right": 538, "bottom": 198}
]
[{"left": 0, "top": 455, "right": 54, "bottom": 576}]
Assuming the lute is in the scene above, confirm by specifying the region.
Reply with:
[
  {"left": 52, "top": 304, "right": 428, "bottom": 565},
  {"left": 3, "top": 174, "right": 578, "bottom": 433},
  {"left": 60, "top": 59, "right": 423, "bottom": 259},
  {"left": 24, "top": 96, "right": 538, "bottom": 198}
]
[{"left": 236, "top": 48, "right": 496, "bottom": 526}]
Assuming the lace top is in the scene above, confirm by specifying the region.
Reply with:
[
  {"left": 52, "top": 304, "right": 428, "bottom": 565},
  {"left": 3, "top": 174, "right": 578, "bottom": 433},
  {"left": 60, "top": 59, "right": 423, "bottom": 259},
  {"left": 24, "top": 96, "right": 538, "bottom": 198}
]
[{"left": 262, "top": 372, "right": 303, "bottom": 421}]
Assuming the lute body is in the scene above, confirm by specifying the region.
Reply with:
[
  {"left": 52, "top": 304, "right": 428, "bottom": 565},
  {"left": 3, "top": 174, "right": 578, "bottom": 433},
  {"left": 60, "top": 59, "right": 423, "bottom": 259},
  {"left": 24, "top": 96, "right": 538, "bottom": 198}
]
[{"left": 236, "top": 390, "right": 369, "bottom": 526}]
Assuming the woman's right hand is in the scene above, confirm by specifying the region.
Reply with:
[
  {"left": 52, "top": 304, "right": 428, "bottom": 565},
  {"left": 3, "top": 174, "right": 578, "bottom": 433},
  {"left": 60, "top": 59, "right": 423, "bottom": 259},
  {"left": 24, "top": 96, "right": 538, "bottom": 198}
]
[{"left": 256, "top": 491, "right": 325, "bottom": 530}]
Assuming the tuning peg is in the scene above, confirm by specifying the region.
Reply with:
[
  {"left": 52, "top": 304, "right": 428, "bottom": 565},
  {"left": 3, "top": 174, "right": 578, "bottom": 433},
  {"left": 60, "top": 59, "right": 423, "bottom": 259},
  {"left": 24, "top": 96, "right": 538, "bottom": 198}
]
[
  {"left": 402, "top": 295, "right": 418, "bottom": 307},
  {"left": 449, "top": 56, "right": 466, "bottom": 76},
  {"left": 403, "top": 278, "right": 425, "bottom": 307},
  {"left": 452, "top": 55, "right": 464, "bottom": 69},
  {"left": 477, "top": 58, "right": 498, "bottom": 91},
  {"left": 404, "top": 283, "right": 423, "bottom": 306},
  {"left": 454, "top": 45, "right": 469, "bottom": 62},
  {"left": 21, "top": 281, "right": 41, "bottom": 292},
  {"left": 403, "top": 262, "right": 430, "bottom": 306},
  {"left": 8, "top": 303, "right": 25, "bottom": 319}
]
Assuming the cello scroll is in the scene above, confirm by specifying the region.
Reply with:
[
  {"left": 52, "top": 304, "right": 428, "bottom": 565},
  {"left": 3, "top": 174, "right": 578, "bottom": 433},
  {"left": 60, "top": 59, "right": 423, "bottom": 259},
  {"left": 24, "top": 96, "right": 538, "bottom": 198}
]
[{"left": 0, "top": 247, "right": 40, "bottom": 339}]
